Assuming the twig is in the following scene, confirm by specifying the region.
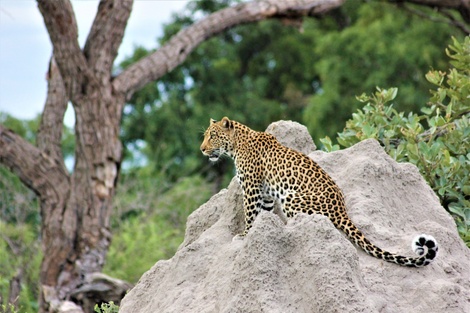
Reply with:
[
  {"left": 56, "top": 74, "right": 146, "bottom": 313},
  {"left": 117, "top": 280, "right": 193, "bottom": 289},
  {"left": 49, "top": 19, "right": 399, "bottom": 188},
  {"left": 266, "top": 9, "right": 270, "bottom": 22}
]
[
  {"left": 400, "top": 3, "right": 470, "bottom": 34},
  {"left": 440, "top": 8, "right": 470, "bottom": 34}
]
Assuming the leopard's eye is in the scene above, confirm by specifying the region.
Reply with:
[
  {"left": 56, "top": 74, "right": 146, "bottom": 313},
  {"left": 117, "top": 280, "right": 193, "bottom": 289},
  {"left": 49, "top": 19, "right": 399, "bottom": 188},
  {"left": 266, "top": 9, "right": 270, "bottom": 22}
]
[{"left": 210, "top": 131, "right": 216, "bottom": 139}]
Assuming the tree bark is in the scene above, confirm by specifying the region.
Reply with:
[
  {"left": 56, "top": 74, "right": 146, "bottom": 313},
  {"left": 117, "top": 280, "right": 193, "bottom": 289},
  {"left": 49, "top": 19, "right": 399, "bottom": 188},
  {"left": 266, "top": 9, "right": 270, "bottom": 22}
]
[
  {"left": 33, "top": 1, "right": 132, "bottom": 312},
  {"left": 0, "top": 0, "right": 467, "bottom": 312}
]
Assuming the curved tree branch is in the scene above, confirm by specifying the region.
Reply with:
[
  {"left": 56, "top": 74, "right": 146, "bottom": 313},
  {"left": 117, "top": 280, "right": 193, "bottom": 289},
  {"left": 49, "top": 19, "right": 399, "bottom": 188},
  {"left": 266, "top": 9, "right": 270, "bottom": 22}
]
[
  {"left": 0, "top": 126, "right": 69, "bottom": 197},
  {"left": 84, "top": 0, "right": 133, "bottom": 82},
  {"left": 0, "top": 126, "right": 75, "bottom": 309},
  {"left": 113, "top": 0, "right": 346, "bottom": 98}
]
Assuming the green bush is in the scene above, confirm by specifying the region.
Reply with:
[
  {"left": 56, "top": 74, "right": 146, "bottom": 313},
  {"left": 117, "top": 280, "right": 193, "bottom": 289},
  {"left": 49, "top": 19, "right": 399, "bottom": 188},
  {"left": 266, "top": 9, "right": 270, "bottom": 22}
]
[
  {"left": 104, "top": 175, "right": 213, "bottom": 283},
  {"left": 321, "top": 37, "right": 470, "bottom": 246},
  {"left": 0, "top": 222, "right": 41, "bottom": 312},
  {"left": 0, "top": 165, "right": 41, "bottom": 312}
]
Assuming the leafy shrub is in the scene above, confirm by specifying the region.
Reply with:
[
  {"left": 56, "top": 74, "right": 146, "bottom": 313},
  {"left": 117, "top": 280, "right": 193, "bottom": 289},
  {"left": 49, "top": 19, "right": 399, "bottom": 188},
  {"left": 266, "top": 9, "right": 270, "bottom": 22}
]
[
  {"left": 321, "top": 37, "right": 470, "bottom": 246},
  {"left": 0, "top": 222, "right": 41, "bottom": 312},
  {"left": 94, "top": 301, "right": 119, "bottom": 313},
  {"left": 0, "top": 165, "right": 41, "bottom": 312},
  {"left": 1, "top": 304, "right": 19, "bottom": 313},
  {"left": 104, "top": 175, "right": 213, "bottom": 282},
  {"left": 0, "top": 166, "right": 40, "bottom": 226}
]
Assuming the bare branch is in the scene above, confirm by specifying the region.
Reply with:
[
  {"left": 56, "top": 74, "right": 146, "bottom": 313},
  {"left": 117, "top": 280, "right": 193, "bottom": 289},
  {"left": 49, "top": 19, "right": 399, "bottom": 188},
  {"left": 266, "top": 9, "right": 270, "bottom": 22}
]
[
  {"left": 0, "top": 126, "right": 69, "bottom": 197},
  {"left": 390, "top": 0, "right": 470, "bottom": 24},
  {"left": 400, "top": 3, "right": 470, "bottom": 33},
  {"left": 37, "top": 0, "right": 94, "bottom": 98},
  {"left": 37, "top": 56, "right": 68, "bottom": 172},
  {"left": 84, "top": 0, "right": 133, "bottom": 82},
  {"left": 440, "top": 8, "right": 470, "bottom": 33},
  {"left": 113, "top": 0, "right": 346, "bottom": 97}
]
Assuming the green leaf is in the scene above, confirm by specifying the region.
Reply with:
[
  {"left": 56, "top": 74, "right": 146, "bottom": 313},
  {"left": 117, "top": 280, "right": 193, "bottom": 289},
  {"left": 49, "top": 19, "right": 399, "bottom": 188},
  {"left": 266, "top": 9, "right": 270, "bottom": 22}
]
[
  {"left": 420, "top": 106, "right": 433, "bottom": 115},
  {"left": 449, "top": 204, "right": 466, "bottom": 220},
  {"left": 320, "top": 136, "right": 340, "bottom": 152},
  {"left": 356, "top": 93, "right": 370, "bottom": 103},
  {"left": 406, "top": 142, "right": 418, "bottom": 158},
  {"left": 425, "top": 70, "right": 444, "bottom": 86},
  {"left": 462, "top": 185, "right": 470, "bottom": 196}
]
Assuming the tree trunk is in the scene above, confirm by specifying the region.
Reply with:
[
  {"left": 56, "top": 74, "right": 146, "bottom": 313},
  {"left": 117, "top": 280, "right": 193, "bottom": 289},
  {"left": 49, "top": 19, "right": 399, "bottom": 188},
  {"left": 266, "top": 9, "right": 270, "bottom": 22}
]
[
  {"left": 32, "top": 1, "right": 132, "bottom": 311},
  {"left": 1, "top": 0, "right": 466, "bottom": 312}
]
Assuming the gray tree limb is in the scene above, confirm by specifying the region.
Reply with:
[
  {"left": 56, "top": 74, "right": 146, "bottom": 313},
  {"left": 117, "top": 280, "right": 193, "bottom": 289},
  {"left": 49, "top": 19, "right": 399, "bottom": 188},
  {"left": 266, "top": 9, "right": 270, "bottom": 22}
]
[
  {"left": 113, "top": 0, "right": 347, "bottom": 98},
  {"left": 36, "top": 56, "right": 68, "bottom": 170},
  {"left": 36, "top": 0, "right": 93, "bottom": 100},
  {"left": 84, "top": 0, "right": 133, "bottom": 83}
]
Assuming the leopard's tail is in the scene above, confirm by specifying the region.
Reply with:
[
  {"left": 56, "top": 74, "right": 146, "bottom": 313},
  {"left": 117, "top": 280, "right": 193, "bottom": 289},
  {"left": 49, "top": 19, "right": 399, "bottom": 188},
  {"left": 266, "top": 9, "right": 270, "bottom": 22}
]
[{"left": 338, "top": 219, "right": 438, "bottom": 267}]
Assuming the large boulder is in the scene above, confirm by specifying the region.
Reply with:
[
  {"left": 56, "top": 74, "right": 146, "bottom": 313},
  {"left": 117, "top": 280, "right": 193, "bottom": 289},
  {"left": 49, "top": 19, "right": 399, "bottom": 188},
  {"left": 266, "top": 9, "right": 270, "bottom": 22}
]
[{"left": 119, "top": 121, "right": 470, "bottom": 313}]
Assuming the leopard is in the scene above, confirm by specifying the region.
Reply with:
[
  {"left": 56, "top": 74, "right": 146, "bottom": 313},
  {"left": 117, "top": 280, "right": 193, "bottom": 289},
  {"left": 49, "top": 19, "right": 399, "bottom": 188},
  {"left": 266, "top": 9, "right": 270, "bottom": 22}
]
[{"left": 200, "top": 116, "right": 439, "bottom": 267}]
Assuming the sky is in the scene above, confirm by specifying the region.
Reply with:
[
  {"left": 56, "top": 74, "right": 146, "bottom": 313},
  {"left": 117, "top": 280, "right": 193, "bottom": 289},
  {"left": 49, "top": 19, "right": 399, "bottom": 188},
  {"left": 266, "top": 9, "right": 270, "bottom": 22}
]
[{"left": 0, "top": 0, "right": 189, "bottom": 127}]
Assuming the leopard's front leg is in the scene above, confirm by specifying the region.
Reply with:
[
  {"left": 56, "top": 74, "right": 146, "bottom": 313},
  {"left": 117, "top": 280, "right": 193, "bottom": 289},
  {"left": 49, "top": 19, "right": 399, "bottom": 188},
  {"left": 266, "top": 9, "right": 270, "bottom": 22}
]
[{"left": 239, "top": 180, "right": 265, "bottom": 236}]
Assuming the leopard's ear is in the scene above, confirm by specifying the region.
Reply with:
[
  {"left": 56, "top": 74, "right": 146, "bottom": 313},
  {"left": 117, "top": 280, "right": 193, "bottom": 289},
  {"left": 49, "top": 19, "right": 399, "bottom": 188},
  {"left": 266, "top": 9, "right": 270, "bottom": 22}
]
[
  {"left": 221, "top": 116, "right": 233, "bottom": 129},
  {"left": 210, "top": 118, "right": 217, "bottom": 124}
]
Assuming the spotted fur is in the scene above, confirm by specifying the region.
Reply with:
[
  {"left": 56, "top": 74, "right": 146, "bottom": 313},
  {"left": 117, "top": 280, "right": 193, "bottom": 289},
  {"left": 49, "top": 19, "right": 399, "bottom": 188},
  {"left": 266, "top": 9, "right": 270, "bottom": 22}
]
[{"left": 200, "top": 117, "right": 438, "bottom": 267}]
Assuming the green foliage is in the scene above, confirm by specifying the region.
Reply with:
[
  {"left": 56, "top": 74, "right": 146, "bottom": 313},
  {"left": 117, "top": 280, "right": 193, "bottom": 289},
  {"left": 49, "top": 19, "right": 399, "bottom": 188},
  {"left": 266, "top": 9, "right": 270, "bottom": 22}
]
[
  {"left": 1, "top": 304, "right": 19, "bottom": 313},
  {"left": 0, "top": 166, "right": 39, "bottom": 226},
  {"left": 121, "top": 4, "right": 316, "bottom": 181},
  {"left": 94, "top": 301, "right": 119, "bottom": 313},
  {"left": 0, "top": 164, "right": 41, "bottom": 311},
  {"left": 0, "top": 222, "right": 41, "bottom": 312},
  {"left": 104, "top": 175, "right": 213, "bottom": 283},
  {"left": 323, "top": 37, "right": 470, "bottom": 246},
  {"left": 304, "top": 1, "right": 461, "bottom": 140},
  {"left": 120, "top": 0, "right": 461, "bottom": 185},
  {"left": 0, "top": 112, "right": 75, "bottom": 163},
  {"left": 0, "top": 113, "right": 39, "bottom": 144}
]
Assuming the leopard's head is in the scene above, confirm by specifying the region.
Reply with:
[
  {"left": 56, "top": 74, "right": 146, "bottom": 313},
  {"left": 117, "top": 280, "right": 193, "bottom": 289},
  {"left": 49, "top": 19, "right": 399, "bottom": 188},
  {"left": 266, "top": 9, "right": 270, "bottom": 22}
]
[{"left": 200, "top": 116, "right": 235, "bottom": 162}]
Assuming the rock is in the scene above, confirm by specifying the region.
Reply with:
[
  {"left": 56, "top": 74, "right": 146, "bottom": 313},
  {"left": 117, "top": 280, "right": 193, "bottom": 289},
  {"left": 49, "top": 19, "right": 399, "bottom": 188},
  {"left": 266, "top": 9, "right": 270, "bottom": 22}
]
[
  {"left": 265, "top": 120, "right": 316, "bottom": 154},
  {"left": 119, "top": 121, "right": 470, "bottom": 313}
]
